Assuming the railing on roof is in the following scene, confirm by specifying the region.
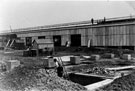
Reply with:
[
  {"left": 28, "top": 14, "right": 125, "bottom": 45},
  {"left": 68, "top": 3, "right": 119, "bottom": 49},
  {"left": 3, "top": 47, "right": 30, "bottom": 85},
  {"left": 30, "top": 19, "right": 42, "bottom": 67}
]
[{"left": 10, "top": 15, "right": 135, "bottom": 33}]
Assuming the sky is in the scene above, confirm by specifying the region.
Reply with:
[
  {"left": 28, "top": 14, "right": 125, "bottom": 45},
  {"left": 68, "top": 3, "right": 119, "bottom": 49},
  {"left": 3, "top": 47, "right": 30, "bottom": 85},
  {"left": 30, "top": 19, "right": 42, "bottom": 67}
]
[{"left": 0, "top": 0, "right": 135, "bottom": 33}]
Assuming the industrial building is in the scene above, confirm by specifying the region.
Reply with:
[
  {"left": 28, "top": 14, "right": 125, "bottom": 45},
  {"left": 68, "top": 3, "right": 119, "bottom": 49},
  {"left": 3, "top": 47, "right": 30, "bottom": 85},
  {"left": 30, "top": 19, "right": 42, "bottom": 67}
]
[{"left": 0, "top": 16, "right": 135, "bottom": 49}]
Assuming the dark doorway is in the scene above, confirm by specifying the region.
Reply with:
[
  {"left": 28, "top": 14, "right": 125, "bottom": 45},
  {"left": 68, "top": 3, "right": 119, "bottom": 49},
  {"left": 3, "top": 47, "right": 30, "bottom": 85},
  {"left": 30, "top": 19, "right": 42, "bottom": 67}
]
[
  {"left": 25, "top": 37, "right": 32, "bottom": 47},
  {"left": 53, "top": 35, "right": 61, "bottom": 46},
  {"left": 71, "top": 34, "right": 81, "bottom": 46}
]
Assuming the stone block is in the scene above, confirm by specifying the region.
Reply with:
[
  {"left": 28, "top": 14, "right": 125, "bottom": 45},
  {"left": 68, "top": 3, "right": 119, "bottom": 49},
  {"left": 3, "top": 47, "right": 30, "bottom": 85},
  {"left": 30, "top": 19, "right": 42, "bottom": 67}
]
[
  {"left": 43, "top": 57, "right": 55, "bottom": 68},
  {"left": 91, "top": 55, "right": 100, "bottom": 61},
  {"left": 70, "top": 56, "right": 81, "bottom": 64},
  {"left": 103, "top": 53, "right": 115, "bottom": 59},
  {"left": 122, "top": 54, "right": 131, "bottom": 60},
  {"left": 5, "top": 60, "right": 20, "bottom": 71}
]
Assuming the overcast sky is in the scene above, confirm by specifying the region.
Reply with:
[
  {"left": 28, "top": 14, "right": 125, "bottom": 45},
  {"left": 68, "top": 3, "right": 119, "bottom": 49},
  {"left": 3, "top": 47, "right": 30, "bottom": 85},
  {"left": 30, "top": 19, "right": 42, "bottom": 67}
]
[{"left": 0, "top": 0, "right": 135, "bottom": 33}]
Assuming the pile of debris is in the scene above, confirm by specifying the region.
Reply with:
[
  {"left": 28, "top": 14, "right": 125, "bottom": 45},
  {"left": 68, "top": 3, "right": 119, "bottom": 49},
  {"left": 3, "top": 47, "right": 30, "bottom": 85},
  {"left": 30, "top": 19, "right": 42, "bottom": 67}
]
[
  {"left": 99, "top": 71, "right": 135, "bottom": 91},
  {"left": 68, "top": 60, "right": 117, "bottom": 75},
  {"left": 86, "top": 67, "right": 116, "bottom": 77},
  {"left": 0, "top": 65, "right": 87, "bottom": 91}
]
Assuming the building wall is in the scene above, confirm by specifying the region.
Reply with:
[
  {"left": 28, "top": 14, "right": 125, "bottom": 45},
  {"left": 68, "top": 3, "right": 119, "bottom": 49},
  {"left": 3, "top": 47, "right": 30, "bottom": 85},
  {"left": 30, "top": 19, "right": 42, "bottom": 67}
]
[
  {"left": 16, "top": 22, "right": 135, "bottom": 47},
  {"left": 88, "top": 24, "right": 135, "bottom": 46}
]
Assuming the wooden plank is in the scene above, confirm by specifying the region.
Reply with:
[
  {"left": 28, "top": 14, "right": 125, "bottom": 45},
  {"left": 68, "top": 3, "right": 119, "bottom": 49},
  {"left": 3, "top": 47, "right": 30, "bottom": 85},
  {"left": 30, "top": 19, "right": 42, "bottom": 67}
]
[
  {"left": 111, "top": 35, "right": 113, "bottom": 46},
  {"left": 122, "top": 34, "right": 124, "bottom": 46},
  {"left": 96, "top": 28, "right": 98, "bottom": 36},
  {"left": 102, "top": 35, "right": 104, "bottom": 46},
  {"left": 107, "top": 32, "right": 111, "bottom": 46},
  {"left": 133, "top": 25, "right": 135, "bottom": 34},
  {"left": 99, "top": 36, "right": 101, "bottom": 46},
  {"left": 92, "top": 28, "right": 96, "bottom": 36},
  {"left": 126, "top": 35, "right": 129, "bottom": 46},
  {"left": 113, "top": 27, "right": 116, "bottom": 35},
  {"left": 126, "top": 26, "right": 130, "bottom": 35},
  {"left": 81, "top": 36, "right": 85, "bottom": 46},
  {"left": 103, "top": 27, "right": 106, "bottom": 36},
  {"left": 114, "top": 35, "right": 117, "bottom": 46},
  {"left": 129, "top": 34, "right": 134, "bottom": 46},
  {"left": 99, "top": 28, "right": 102, "bottom": 36},
  {"left": 94, "top": 35, "right": 97, "bottom": 46},
  {"left": 88, "top": 28, "right": 93, "bottom": 35},
  {"left": 102, "top": 35, "right": 105, "bottom": 46},
  {"left": 105, "top": 35, "right": 107, "bottom": 46},
  {"left": 123, "top": 26, "right": 126, "bottom": 35},
  {"left": 123, "top": 34, "right": 126, "bottom": 46},
  {"left": 92, "top": 35, "right": 95, "bottom": 46},
  {"left": 119, "top": 26, "right": 123, "bottom": 35},
  {"left": 111, "top": 35, "right": 114, "bottom": 46},
  {"left": 116, "top": 35, "right": 119, "bottom": 46},
  {"left": 97, "top": 36, "right": 99, "bottom": 46},
  {"left": 119, "top": 34, "right": 123, "bottom": 46},
  {"left": 133, "top": 34, "right": 135, "bottom": 46},
  {"left": 108, "top": 27, "right": 112, "bottom": 36}
]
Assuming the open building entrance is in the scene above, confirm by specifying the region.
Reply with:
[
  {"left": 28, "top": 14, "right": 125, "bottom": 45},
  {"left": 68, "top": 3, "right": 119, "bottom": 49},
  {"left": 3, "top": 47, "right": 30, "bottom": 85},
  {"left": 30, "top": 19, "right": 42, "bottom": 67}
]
[
  {"left": 25, "top": 37, "right": 32, "bottom": 47},
  {"left": 71, "top": 34, "right": 81, "bottom": 47},
  {"left": 53, "top": 35, "right": 61, "bottom": 47}
]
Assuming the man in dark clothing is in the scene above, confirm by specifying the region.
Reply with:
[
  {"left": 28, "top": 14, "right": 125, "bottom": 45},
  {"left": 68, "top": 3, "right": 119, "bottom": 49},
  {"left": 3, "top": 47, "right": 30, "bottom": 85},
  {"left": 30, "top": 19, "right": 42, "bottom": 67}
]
[{"left": 54, "top": 59, "right": 64, "bottom": 77}]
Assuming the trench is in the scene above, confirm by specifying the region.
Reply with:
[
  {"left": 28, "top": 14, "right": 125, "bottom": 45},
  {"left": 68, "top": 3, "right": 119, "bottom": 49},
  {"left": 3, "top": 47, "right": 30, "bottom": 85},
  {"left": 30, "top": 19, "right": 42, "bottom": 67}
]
[{"left": 69, "top": 73, "right": 105, "bottom": 86}]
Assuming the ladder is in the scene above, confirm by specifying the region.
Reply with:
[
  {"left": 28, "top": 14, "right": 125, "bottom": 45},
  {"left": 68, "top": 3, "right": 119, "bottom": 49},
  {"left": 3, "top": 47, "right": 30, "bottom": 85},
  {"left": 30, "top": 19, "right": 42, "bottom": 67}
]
[
  {"left": 5, "top": 40, "right": 11, "bottom": 50},
  {"left": 57, "top": 57, "right": 70, "bottom": 80},
  {"left": 10, "top": 39, "right": 15, "bottom": 47}
]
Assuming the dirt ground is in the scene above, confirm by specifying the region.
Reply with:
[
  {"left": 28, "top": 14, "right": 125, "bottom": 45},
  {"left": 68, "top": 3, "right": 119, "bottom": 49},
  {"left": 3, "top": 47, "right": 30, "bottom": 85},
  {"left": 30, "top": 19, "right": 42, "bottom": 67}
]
[
  {"left": 97, "top": 70, "right": 135, "bottom": 91},
  {"left": 0, "top": 47, "right": 135, "bottom": 91},
  {"left": 0, "top": 65, "right": 87, "bottom": 91}
]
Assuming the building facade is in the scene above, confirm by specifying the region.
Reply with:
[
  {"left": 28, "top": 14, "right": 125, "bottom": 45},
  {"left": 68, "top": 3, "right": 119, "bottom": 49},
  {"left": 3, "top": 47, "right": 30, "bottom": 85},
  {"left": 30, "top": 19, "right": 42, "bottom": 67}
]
[{"left": 1, "top": 16, "right": 135, "bottom": 49}]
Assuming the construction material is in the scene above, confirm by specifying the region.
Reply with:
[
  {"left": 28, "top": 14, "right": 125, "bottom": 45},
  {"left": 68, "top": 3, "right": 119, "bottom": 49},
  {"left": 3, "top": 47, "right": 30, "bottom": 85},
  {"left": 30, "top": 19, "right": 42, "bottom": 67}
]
[
  {"left": 5, "top": 60, "right": 20, "bottom": 71},
  {"left": 103, "top": 53, "right": 115, "bottom": 59},
  {"left": 122, "top": 54, "right": 132, "bottom": 60},
  {"left": 43, "top": 57, "right": 55, "bottom": 68},
  {"left": 85, "top": 79, "right": 113, "bottom": 91},
  {"left": 105, "top": 66, "right": 135, "bottom": 71},
  {"left": 91, "top": 55, "right": 100, "bottom": 61},
  {"left": 70, "top": 56, "right": 81, "bottom": 64}
]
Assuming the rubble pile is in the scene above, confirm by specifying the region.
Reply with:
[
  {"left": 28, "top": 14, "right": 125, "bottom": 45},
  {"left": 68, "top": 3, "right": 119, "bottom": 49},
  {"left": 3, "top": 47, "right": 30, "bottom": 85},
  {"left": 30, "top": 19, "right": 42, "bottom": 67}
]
[
  {"left": 86, "top": 67, "right": 115, "bottom": 77},
  {"left": 100, "top": 71, "right": 135, "bottom": 91},
  {"left": 68, "top": 60, "right": 116, "bottom": 73},
  {"left": 0, "top": 65, "right": 87, "bottom": 91}
]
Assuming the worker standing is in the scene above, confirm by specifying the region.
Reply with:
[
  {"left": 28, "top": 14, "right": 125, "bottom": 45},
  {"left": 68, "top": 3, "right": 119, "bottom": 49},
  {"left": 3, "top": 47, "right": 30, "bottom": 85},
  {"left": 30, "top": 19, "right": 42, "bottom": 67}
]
[{"left": 54, "top": 58, "right": 64, "bottom": 77}]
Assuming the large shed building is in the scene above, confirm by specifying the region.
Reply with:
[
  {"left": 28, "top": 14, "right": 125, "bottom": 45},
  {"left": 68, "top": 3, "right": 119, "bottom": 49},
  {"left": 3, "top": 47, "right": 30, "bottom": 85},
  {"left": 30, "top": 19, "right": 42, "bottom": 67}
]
[{"left": 1, "top": 16, "right": 135, "bottom": 49}]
